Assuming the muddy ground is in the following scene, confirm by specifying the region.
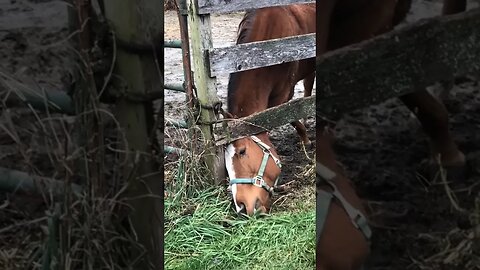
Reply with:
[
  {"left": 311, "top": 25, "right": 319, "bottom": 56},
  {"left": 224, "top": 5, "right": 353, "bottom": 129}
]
[
  {"left": 339, "top": 80, "right": 480, "bottom": 269},
  {"left": 0, "top": 1, "right": 74, "bottom": 268},
  {"left": 0, "top": 0, "right": 478, "bottom": 269}
]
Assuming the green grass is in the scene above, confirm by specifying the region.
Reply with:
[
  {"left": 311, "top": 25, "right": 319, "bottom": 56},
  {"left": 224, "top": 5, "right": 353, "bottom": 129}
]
[{"left": 164, "top": 187, "right": 315, "bottom": 270}]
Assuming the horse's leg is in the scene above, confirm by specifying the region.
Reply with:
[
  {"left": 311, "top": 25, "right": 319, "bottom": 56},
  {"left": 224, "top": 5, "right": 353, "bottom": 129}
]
[
  {"left": 291, "top": 120, "right": 311, "bottom": 147},
  {"left": 399, "top": 90, "right": 465, "bottom": 169},
  {"left": 303, "top": 72, "right": 315, "bottom": 97},
  {"left": 302, "top": 72, "right": 315, "bottom": 128},
  {"left": 268, "top": 84, "right": 311, "bottom": 147},
  {"left": 276, "top": 85, "right": 311, "bottom": 147},
  {"left": 291, "top": 79, "right": 311, "bottom": 146}
]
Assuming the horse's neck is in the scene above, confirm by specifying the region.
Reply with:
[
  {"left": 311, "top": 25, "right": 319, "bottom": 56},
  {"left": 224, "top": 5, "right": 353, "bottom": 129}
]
[
  {"left": 228, "top": 69, "right": 273, "bottom": 117},
  {"left": 229, "top": 96, "right": 268, "bottom": 118},
  {"left": 243, "top": 6, "right": 315, "bottom": 43}
]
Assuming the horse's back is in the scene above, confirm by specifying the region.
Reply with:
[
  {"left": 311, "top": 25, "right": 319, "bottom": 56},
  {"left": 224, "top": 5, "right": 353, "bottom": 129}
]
[
  {"left": 327, "top": 0, "right": 411, "bottom": 49},
  {"left": 240, "top": 4, "right": 315, "bottom": 43}
]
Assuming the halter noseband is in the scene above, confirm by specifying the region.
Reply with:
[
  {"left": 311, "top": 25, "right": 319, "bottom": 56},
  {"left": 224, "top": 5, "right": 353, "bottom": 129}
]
[{"left": 228, "top": 135, "right": 282, "bottom": 195}]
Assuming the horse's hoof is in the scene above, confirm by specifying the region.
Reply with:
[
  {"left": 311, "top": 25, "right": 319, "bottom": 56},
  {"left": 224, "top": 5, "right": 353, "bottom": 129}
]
[
  {"left": 303, "top": 119, "right": 311, "bottom": 129},
  {"left": 303, "top": 140, "right": 313, "bottom": 150}
]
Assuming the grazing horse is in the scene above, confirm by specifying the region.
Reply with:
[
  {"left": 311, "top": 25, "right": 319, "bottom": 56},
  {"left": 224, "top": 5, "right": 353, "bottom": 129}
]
[
  {"left": 316, "top": 0, "right": 467, "bottom": 269},
  {"left": 224, "top": 4, "right": 315, "bottom": 215}
]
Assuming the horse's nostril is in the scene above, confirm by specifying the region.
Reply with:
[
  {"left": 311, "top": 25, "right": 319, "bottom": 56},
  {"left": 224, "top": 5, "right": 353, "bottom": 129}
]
[{"left": 238, "top": 203, "right": 246, "bottom": 214}]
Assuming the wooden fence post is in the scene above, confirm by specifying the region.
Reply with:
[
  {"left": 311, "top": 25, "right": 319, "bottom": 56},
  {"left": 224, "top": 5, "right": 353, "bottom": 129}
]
[
  {"left": 102, "top": 0, "right": 163, "bottom": 268},
  {"left": 187, "top": 0, "right": 225, "bottom": 185}
]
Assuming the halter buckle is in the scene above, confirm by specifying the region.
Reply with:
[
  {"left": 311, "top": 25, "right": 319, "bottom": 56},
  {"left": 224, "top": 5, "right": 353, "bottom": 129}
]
[{"left": 253, "top": 176, "right": 264, "bottom": 188}]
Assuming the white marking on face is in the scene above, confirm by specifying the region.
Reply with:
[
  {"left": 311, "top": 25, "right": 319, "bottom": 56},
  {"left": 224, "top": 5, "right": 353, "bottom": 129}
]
[{"left": 225, "top": 143, "right": 241, "bottom": 212}]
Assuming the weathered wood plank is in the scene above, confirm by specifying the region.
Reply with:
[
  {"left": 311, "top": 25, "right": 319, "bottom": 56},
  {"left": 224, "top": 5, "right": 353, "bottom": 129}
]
[
  {"left": 209, "top": 33, "right": 315, "bottom": 76},
  {"left": 188, "top": 0, "right": 225, "bottom": 184},
  {"left": 103, "top": 0, "right": 163, "bottom": 268},
  {"left": 216, "top": 95, "right": 315, "bottom": 145},
  {"left": 316, "top": 8, "right": 480, "bottom": 119},
  {"left": 197, "top": 0, "right": 314, "bottom": 14}
]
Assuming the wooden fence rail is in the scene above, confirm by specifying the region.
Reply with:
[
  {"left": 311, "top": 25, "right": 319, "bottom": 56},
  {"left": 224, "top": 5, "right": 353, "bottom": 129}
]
[
  {"left": 316, "top": 7, "right": 480, "bottom": 119},
  {"left": 215, "top": 95, "right": 315, "bottom": 145},
  {"left": 209, "top": 33, "right": 315, "bottom": 76},
  {"left": 197, "top": 0, "right": 314, "bottom": 14}
]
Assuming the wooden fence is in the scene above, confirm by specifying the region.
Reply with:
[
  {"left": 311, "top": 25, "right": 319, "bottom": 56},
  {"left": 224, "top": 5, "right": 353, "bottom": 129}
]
[
  {"left": 316, "top": 7, "right": 480, "bottom": 119},
  {"left": 184, "top": 0, "right": 316, "bottom": 184}
]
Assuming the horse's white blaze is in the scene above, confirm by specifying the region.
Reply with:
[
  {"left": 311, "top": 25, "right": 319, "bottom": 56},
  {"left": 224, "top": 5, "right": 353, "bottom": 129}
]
[{"left": 225, "top": 144, "right": 241, "bottom": 212}]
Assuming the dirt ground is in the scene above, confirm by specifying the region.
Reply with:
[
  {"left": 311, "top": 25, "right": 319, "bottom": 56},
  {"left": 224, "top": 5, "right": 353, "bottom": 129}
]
[
  {"left": 0, "top": 0, "right": 72, "bottom": 175},
  {"left": 0, "top": 0, "right": 73, "bottom": 268},
  {"left": 0, "top": 0, "right": 479, "bottom": 269}
]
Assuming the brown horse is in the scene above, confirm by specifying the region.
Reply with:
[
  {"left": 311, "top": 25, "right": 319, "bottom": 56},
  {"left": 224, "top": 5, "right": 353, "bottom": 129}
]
[
  {"left": 316, "top": 0, "right": 467, "bottom": 269},
  {"left": 224, "top": 4, "right": 315, "bottom": 215}
]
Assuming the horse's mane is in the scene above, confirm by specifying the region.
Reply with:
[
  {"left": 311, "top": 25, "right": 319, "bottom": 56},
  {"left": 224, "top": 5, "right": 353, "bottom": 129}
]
[
  {"left": 227, "top": 10, "right": 257, "bottom": 113},
  {"left": 236, "top": 10, "right": 256, "bottom": 44}
]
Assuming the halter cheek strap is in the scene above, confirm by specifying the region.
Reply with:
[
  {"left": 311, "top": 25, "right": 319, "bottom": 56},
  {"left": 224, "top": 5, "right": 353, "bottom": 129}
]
[
  {"left": 228, "top": 135, "right": 282, "bottom": 195},
  {"left": 316, "top": 161, "right": 372, "bottom": 243}
]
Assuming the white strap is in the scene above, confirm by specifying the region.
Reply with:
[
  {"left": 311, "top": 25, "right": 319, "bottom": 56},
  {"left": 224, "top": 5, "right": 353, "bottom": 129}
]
[
  {"left": 250, "top": 135, "right": 281, "bottom": 167},
  {"left": 250, "top": 135, "right": 270, "bottom": 149}
]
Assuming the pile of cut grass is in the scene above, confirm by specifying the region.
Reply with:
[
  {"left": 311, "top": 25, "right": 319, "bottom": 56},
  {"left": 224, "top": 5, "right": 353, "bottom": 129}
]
[{"left": 164, "top": 187, "right": 315, "bottom": 270}]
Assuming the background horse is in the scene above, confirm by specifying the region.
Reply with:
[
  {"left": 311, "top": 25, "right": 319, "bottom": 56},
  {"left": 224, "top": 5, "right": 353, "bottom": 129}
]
[
  {"left": 316, "top": 0, "right": 467, "bottom": 269},
  {"left": 224, "top": 4, "right": 315, "bottom": 215}
]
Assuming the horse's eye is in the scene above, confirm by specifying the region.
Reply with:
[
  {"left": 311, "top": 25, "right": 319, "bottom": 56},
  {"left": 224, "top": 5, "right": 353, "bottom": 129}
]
[{"left": 238, "top": 148, "right": 246, "bottom": 156}]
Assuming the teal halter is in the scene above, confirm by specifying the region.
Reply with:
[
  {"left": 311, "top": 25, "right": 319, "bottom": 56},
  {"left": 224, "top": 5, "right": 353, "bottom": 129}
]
[
  {"left": 229, "top": 135, "right": 282, "bottom": 195},
  {"left": 316, "top": 161, "right": 372, "bottom": 244}
]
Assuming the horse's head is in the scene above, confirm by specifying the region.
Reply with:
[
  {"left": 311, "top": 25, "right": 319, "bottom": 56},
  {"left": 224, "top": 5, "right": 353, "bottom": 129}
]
[{"left": 224, "top": 132, "right": 282, "bottom": 215}]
